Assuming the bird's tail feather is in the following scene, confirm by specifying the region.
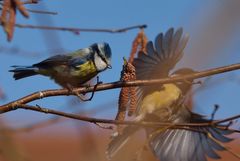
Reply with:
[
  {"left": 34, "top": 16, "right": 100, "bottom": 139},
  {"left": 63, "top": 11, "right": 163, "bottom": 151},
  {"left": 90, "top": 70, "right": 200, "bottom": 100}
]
[
  {"left": 106, "top": 125, "right": 140, "bottom": 159},
  {"left": 9, "top": 66, "right": 38, "bottom": 80}
]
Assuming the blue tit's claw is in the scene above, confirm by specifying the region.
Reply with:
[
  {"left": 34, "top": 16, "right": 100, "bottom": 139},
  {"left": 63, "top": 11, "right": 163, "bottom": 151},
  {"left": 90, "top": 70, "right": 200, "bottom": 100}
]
[
  {"left": 66, "top": 83, "right": 92, "bottom": 101},
  {"left": 97, "top": 81, "right": 103, "bottom": 85},
  {"left": 96, "top": 76, "right": 103, "bottom": 84},
  {"left": 79, "top": 78, "right": 102, "bottom": 101},
  {"left": 76, "top": 93, "right": 92, "bottom": 101}
]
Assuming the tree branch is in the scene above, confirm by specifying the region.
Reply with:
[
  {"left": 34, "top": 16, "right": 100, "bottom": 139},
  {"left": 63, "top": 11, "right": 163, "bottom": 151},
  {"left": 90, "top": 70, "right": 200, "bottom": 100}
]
[
  {"left": 9, "top": 104, "right": 240, "bottom": 131},
  {"left": 1, "top": 63, "right": 240, "bottom": 114},
  {"left": 13, "top": 24, "right": 147, "bottom": 34}
]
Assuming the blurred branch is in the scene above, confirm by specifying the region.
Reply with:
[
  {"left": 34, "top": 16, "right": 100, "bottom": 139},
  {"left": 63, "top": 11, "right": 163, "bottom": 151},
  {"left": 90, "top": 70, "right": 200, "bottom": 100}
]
[
  {"left": 128, "top": 28, "right": 147, "bottom": 63},
  {"left": 26, "top": 8, "right": 57, "bottom": 15},
  {"left": 1, "top": 63, "right": 240, "bottom": 113},
  {"left": 13, "top": 23, "right": 147, "bottom": 35},
  {"left": 0, "top": 0, "right": 32, "bottom": 41},
  {"left": 22, "top": 0, "right": 38, "bottom": 4}
]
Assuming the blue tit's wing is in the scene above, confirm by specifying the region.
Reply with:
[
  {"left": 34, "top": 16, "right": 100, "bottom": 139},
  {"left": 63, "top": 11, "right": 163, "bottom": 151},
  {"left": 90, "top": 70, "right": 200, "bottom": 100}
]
[
  {"left": 33, "top": 48, "right": 93, "bottom": 69},
  {"left": 148, "top": 110, "right": 234, "bottom": 161},
  {"left": 68, "top": 48, "right": 94, "bottom": 68},
  {"left": 33, "top": 55, "right": 72, "bottom": 68},
  {"left": 133, "top": 28, "right": 189, "bottom": 113}
]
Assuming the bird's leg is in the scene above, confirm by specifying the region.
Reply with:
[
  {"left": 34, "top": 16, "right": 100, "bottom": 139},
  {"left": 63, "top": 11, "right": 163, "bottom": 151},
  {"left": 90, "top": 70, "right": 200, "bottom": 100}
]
[
  {"left": 82, "top": 76, "right": 103, "bottom": 101},
  {"left": 66, "top": 84, "right": 90, "bottom": 101},
  {"left": 66, "top": 77, "right": 102, "bottom": 101}
]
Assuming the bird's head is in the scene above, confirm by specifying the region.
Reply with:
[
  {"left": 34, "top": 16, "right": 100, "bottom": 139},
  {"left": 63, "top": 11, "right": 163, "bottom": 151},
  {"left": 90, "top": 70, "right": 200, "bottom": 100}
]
[
  {"left": 91, "top": 42, "right": 112, "bottom": 72},
  {"left": 171, "top": 68, "right": 196, "bottom": 94}
]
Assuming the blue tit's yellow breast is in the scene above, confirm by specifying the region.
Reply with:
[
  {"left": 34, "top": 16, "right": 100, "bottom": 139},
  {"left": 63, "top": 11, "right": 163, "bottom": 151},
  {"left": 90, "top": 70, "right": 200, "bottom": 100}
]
[
  {"left": 42, "top": 60, "right": 98, "bottom": 87},
  {"left": 72, "top": 60, "right": 97, "bottom": 77},
  {"left": 139, "top": 84, "right": 181, "bottom": 115}
]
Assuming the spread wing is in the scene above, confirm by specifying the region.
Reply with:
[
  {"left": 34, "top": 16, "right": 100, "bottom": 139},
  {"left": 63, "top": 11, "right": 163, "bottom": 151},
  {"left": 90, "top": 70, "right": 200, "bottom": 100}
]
[
  {"left": 148, "top": 109, "right": 234, "bottom": 161},
  {"left": 133, "top": 27, "right": 189, "bottom": 79},
  {"left": 132, "top": 28, "right": 189, "bottom": 113}
]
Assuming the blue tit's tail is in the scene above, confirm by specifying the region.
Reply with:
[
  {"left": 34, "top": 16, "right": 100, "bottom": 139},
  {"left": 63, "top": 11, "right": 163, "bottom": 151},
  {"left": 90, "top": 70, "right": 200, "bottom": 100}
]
[
  {"left": 106, "top": 125, "right": 140, "bottom": 159},
  {"left": 9, "top": 66, "right": 38, "bottom": 80},
  {"left": 148, "top": 116, "right": 234, "bottom": 161}
]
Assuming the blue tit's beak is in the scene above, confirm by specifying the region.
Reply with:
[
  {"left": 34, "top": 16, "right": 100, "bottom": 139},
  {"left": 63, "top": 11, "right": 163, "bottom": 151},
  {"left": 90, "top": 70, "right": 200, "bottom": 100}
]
[{"left": 107, "top": 64, "right": 112, "bottom": 69}]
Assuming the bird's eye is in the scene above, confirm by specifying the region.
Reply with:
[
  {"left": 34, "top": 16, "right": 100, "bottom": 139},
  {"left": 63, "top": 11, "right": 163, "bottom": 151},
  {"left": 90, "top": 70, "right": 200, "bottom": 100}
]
[{"left": 103, "top": 57, "right": 108, "bottom": 65}]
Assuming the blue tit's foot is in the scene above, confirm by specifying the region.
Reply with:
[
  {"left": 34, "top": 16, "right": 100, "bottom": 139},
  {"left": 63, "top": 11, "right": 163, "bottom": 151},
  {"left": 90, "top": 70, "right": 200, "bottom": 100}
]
[
  {"left": 96, "top": 76, "right": 103, "bottom": 85},
  {"left": 66, "top": 84, "right": 91, "bottom": 101},
  {"left": 79, "top": 76, "right": 103, "bottom": 101}
]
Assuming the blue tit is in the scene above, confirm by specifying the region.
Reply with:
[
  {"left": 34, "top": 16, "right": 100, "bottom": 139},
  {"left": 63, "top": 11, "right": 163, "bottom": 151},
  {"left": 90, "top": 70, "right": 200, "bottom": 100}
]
[
  {"left": 107, "top": 28, "right": 233, "bottom": 161},
  {"left": 9, "top": 42, "right": 112, "bottom": 88}
]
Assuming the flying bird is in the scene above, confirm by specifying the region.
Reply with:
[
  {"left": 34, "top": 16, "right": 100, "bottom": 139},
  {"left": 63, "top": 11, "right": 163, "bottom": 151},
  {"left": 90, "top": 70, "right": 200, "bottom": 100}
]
[{"left": 107, "top": 28, "right": 233, "bottom": 161}]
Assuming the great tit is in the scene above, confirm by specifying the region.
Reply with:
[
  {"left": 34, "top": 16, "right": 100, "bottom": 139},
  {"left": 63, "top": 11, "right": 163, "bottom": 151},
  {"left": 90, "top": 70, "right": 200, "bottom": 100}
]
[
  {"left": 9, "top": 43, "right": 112, "bottom": 88},
  {"left": 107, "top": 28, "right": 233, "bottom": 161}
]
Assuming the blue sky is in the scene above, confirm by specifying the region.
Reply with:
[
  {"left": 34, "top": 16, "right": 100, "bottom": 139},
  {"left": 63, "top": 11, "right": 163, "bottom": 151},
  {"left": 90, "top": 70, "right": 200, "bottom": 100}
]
[{"left": 0, "top": 1, "right": 240, "bottom": 129}]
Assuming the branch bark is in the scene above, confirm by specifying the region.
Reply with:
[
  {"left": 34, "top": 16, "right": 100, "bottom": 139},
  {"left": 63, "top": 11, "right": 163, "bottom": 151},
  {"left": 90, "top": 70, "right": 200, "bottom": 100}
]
[
  {"left": 13, "top": 24, "right": 147, "bottom": 34},
  {"left": 10, "top": 104, "right": 240, "bottom": 132},
  {"left": 1, "top": 63, "right": 240, "bottom": 114}
]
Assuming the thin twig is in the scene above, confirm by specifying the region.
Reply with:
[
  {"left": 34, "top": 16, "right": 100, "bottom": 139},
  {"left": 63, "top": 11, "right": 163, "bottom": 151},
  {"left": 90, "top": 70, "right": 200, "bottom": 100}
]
[
  {"left": 1, "top": 63, "right": 240, "bottom": 113},
  {"left": 214, "top": 115, "right": 240, "bottom": 125},
  {"left": 26, "top": 9, "right": 57, "bottom": 15},
  {"left": 22, "top": 0, "right": 38, "bottom": 4},
  {"left": 13, "top": 23, "right": 147, "bottom": 35}
]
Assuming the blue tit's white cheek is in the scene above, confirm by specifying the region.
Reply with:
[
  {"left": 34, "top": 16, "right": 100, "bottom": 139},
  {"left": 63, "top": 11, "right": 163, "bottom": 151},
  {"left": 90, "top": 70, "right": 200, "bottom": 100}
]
[{"left": 94, "top": 53, "right": 107, "bottom": 72}]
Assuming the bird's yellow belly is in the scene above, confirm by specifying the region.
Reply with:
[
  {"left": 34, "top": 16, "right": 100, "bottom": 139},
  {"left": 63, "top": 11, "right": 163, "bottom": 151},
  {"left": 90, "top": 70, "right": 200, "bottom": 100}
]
[
  {"left": 41, "top": 61, "right": 98, "bottom": 87},
  {"left": 139, "top": 84, "right": 181, "bottom": 115}
]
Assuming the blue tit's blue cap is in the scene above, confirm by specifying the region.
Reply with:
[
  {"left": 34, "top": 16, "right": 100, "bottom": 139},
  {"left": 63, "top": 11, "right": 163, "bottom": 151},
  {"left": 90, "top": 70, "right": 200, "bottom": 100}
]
[{"left": 90, "top": 42, "right": 112, "bottom": 59}]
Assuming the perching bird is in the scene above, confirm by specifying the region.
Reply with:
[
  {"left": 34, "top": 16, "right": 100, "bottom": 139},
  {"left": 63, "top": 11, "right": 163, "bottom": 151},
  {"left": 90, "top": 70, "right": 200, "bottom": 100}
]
[
  {"left": 107, "top": 28, "right": 233, "bottom": 161},
  {"left": 9, "top": 43, "right": 112, "bottom": 88}
]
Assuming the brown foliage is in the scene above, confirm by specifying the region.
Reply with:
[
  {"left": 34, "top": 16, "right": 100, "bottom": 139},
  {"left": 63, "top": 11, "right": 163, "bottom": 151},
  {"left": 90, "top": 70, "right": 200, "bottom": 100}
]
[
  {"left": 128, "top": 29, "right": 148, "bottom": 63},
  {"left": 0, "top": 0, "right": 29, "bottom": 41}
]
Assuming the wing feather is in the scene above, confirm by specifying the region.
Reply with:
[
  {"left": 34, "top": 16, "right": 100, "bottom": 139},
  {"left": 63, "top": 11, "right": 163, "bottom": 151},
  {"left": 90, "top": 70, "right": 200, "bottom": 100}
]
[
  {"left": 133, "top": 28, "right": 189, "bottom": 112},
  {"left": 148, "top": 109, "right": 233, "bottom": 161}
]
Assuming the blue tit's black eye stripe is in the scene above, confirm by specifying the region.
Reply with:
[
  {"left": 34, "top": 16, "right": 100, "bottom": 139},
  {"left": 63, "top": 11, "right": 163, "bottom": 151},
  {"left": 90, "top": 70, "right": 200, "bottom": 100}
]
[{"left": 92, "top": 43, "right": 108, "bottom": 64}]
